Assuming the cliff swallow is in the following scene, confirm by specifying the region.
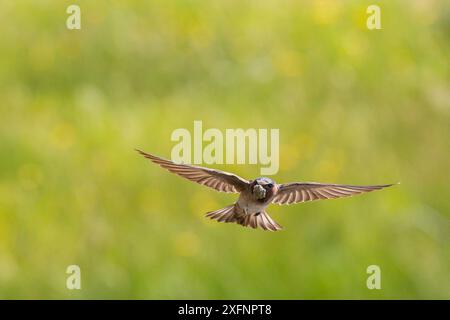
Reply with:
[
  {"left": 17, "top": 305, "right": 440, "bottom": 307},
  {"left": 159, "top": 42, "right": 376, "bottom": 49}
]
[{"left": 137, "top": 150, "right": 395, "bottom": 231}]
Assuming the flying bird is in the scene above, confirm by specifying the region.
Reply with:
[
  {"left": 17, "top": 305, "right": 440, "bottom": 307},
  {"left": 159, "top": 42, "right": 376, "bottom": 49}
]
[{"left": 137, "top": 150, "right": 395, "bottom": 231}]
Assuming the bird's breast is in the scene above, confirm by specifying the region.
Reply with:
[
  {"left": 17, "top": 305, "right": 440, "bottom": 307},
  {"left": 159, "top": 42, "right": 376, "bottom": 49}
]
[{"left": 237, "top": 191, "right": 270, "bottom": 215}]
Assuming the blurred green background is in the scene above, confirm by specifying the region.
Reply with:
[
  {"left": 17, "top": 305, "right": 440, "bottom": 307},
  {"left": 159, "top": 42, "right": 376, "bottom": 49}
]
[{"left": 0, "top": 0, "right": 449, "bottom": 299}]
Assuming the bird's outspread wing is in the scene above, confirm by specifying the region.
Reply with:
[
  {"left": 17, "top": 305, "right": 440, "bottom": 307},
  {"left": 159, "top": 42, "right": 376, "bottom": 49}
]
[
  {"left": 137, "top": 150, "right": 249, "bottom": 193},
  {"left": 272, "top": 182, "right": 395, "bottom": 205}
]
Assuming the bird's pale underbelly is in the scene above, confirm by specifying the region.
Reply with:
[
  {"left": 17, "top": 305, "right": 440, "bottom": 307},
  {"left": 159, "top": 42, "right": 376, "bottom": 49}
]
[{"left": 236, "top": 194, "right": 270, "bottom": 215}]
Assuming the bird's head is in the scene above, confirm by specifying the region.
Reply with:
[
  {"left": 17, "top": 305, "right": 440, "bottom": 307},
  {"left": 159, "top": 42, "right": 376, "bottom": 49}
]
[{"left": 252, "top": 177, "right": 278, "bottom": 200}]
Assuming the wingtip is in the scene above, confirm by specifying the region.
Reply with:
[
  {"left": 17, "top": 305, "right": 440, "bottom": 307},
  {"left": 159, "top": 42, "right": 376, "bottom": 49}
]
[
  {"left": 383, "top": 182, "right": 399, "bottom": 188},
  {"left": 135, "top": 148, "right": 152, "bottom": 159},
  {"left": 135, "top": 149, "right": 168, "bottom": 164}
]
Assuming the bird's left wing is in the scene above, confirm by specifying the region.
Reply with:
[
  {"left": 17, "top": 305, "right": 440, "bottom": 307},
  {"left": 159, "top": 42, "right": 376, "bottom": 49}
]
[
  {"left": 137, "top": 150, "right": 249, "bottom": 193},
  {"left": 272, "top": 182, "right": 395, "bottom": 205}
]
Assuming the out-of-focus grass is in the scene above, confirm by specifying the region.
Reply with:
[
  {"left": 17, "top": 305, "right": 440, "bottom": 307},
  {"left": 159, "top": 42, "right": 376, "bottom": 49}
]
[{"left": 0, "top": 0, "right": 449, "bottom": 299}]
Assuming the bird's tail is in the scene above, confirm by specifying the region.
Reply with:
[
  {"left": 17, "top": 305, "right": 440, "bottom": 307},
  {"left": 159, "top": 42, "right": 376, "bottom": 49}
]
[
  {"left": 205, "top": 205, "right": 237, "bottom": 223},
  {"left": 205, "top": 205, "right": 282, "bottom": 231}
]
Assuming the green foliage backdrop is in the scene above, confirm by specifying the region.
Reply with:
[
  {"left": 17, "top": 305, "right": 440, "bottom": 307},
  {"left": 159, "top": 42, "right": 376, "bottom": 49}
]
[{"left": 0, "top": 0, "right": 449, "bottom": 298}]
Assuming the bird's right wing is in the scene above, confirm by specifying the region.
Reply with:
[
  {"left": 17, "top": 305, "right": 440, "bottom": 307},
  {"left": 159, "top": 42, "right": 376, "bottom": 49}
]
[
  {"left": 137, "top": 150, "right": 249, "bottom": 193},
  {"left": 272, "top": 182, "right": 395, "bottom": 205}
]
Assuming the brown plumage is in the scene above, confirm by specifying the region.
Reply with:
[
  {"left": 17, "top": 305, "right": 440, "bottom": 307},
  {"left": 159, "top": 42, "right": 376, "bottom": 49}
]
[{"left": 137, "top": 150, "right": 396, "bottom": 231}]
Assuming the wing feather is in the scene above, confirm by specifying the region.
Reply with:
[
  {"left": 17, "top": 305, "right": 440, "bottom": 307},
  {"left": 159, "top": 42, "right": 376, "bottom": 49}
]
[
  {"left": 272, "top": 182, "right": 395, "bottom": 205},
  {"left": 137, "top": 150, "right": 249, "bottom": 193}
]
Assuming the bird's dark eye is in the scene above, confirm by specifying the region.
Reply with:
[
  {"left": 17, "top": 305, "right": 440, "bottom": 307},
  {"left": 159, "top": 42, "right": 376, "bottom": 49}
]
[{"left": 267, "top": 183, "right": 273, "bottom": 188}]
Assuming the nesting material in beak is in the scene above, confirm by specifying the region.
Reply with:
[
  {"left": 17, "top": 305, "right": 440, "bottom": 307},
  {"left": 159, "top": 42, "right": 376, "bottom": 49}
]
[{"left": 253, "top": 184, "right": 266, "bottom": 199}]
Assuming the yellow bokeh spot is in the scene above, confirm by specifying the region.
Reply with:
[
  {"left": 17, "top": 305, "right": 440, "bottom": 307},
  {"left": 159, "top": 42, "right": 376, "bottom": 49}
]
[
  {"left": 312, "top": 0, "right": 342, "bottom": 25},
  {"left": 189, "top": 191, "right": 219, "bottom": 218},
  {"left": 342, "top": 33, "right": 367, "bottom": 60},
  {"left": 173, "top": 231, "right": 200, "bottom": 257},
  {"left": 273, "top": 50, "right": 302, "bottom": 78},
  {"left": 188, "top": 23, "right": 212, "bottom": 50},
  {"left": 280, "top": 143, "right": 301, "bottom": 171},
  {"left": 281, "top": 134, "right": 317, "bottom": 171},
  {"left": 50, "top": 122, "right": 75, "bottom": 151},
  {"left": 316, "top": 149, "right": 345, "bottom": 180}
]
